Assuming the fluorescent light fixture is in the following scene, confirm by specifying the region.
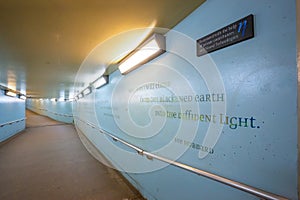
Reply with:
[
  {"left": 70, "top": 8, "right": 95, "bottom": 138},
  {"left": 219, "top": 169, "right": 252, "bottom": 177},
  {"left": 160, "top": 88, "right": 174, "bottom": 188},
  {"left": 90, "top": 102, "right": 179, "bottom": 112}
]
[
  {"left": 58, "top": 98, "right": 65, "bottom": 102},
  {"left": 118, "top": 33, "right": 166, "bottom": 74},
  {"left": 19, "top": 95, "right": 26, "bottom": 100},
  {"left": 93, "top": 76, "right": 108, "bottom": 89},
  {"left": 78, "top": 93, "right": 83, "bottom": 99},
  {"left": 50, "top": 98, "right": 56, "bottom": 102},
  {"left": 5, "top": 90, "right": 17, "bottom": 97},
  {"left": 83, "top": 87, "right": 92, "bottom": 96}
]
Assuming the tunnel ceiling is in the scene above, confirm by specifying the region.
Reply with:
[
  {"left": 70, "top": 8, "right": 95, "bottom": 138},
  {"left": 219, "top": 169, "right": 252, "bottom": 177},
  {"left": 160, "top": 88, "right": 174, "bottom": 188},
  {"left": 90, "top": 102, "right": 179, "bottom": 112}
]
[{"left": 0, "top": 0, "right": 205, "bottom": 99}]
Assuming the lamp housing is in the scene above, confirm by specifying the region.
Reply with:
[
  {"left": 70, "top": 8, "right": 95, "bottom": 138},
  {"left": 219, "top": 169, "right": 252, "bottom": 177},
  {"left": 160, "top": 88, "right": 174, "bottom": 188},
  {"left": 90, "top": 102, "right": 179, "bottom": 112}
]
[
  {"left": 83, "top": 87, "right": 92, "bottom": 96},
  {"left": 93, "top": 75, "right": 109, "bottom": 89},
  {"left": 5, "top": 90, "right": 17, "bottom": 97},
  {"left": 118, "top": 33, "right": 166, "bottom": 75},
  {"left": 19, "top": 94, "right": 26, "bottom": 100}
]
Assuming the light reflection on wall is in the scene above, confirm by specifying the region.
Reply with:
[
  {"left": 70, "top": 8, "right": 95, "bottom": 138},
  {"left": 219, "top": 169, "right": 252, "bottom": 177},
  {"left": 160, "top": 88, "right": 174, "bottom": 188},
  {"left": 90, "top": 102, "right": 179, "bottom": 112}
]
[
  {"left": 7, "top": 70, "right": 17, "bottom": 91},
  {"left": 2, "top": 68, "right": 27, "bottom": 96},
  {"left": 74, "top": 20, "right": 157, "bottom": 98},
  {"left": 59, "top": 89, "right": 65, "bottom": 100}
]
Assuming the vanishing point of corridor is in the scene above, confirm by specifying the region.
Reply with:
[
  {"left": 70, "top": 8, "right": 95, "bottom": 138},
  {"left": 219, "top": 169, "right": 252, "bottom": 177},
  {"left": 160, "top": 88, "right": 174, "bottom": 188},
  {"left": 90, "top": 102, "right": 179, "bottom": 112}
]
[{"left": 0, "top": 110, "right": 144, "bottom": 200}]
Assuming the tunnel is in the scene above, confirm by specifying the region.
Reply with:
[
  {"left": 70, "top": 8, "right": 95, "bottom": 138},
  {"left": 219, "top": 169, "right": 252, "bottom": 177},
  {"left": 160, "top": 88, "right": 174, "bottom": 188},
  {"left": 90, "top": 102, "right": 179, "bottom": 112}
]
[{"left": 0, "top": 1, "right": 299, "bottom": 200}]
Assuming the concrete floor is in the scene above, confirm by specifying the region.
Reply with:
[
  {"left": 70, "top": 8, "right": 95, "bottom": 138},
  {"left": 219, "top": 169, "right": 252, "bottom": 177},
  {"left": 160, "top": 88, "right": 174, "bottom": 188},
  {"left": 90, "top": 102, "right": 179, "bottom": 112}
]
[{"left": 0, "top": 110, "right": 144, "bottom": 200}]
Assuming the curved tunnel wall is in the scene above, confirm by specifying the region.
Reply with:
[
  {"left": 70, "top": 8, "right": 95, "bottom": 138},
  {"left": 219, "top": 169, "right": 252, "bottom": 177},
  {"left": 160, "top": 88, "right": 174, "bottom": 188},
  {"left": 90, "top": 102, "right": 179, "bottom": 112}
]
[
  {"left": 0, "top": 90, "right": 25, "bottom": 143},
  {"left": 73, "top": 1, "right": 298, "bottom": 199},
  {"left": 33, "top": 0, "right": 298, "bottom": 199}
]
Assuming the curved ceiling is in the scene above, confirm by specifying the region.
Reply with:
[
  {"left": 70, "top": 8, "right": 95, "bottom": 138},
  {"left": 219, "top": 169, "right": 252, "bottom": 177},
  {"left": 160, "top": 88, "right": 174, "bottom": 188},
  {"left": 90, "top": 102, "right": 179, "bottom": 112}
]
[{"left": 0, "top": 0, "right": 205, "bottom": 99}]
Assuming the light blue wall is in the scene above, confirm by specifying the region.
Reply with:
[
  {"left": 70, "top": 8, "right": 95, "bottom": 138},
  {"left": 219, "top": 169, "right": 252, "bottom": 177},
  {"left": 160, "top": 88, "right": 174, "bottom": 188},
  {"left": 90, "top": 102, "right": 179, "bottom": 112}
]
[
  {"left": 26, "top": 99, "right": 73, "bottom": 123},
  {"left": 73, "top": 0, "right": 297, "bottom": 199},
  {"left": 0, "top": 90, "right": 25, "bottom": 142}
]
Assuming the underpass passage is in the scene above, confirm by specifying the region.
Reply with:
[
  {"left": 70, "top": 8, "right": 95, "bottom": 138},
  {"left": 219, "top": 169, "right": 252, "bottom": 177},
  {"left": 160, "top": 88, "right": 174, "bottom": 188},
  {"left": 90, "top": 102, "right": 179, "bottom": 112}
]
[
  {"left": 25, "top": 109, "right": 66, "bottom": 128},
  {"left": 0, "top": 110, "right": 144, "bottom": 200}
]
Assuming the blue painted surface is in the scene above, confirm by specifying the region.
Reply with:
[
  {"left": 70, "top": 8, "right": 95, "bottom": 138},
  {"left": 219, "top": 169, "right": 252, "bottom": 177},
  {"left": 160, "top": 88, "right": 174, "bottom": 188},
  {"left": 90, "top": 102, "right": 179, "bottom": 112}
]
[
  {"left": 0, "top": 90, "right": 25, "bottom": 142},
  {"left": 73, "top": 1, "right": 297, "bottom": 199},
  {"left": 26, "top": 99, "right": 73, "bottom": 123}
]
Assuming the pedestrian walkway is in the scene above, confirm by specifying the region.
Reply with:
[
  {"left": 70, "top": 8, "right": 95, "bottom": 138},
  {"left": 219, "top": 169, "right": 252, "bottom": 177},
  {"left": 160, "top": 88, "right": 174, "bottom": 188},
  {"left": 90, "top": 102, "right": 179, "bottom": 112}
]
[{"left": 0, "top": 110, "right": 144, "bottom": 200}]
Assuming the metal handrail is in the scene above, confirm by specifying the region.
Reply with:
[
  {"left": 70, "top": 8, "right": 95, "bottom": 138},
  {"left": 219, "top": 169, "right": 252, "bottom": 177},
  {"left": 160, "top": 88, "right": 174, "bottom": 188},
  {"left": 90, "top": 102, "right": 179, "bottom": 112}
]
[
  {"left": 43, "top": 108, "right": 73, "bottom": 118},
  {"left": 28, "top": 107, "right": 73, "bottom": 118},
  {"left": 73, "top": 116, "right": 288, "bottom": 200},
  {"left": 0, "top": 118, "right": 26, "bottom": 128},
  {"left": 51, "top": 112, "right": 73, "bottom": 117}
]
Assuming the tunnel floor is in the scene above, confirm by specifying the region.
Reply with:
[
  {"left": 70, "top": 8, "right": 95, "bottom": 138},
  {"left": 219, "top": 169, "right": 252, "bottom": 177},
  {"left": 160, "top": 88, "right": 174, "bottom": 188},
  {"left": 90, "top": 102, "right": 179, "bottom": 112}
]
[{"left": 0, "top": 110, "right": 144, "bottom": 200}]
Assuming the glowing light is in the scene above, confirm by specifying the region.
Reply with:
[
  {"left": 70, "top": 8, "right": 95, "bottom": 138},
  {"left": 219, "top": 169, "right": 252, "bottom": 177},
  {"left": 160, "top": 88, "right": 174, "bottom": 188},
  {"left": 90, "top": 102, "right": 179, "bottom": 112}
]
[
  {"left": 118, "top": 33, "right": 166, "bottom": 74},
  {"left": 58, "top": 98, "right": 65, "bottom": 102},
  {"left": 93, "top": 76, "right": 108, "bottom": 89},
  {"left": 83, "top": 87, "right": 92, "bottom": 96},
  {"left": 5, "top": 91, "right": 17, "bottom": 97},
  {"left": 19, "top": 95, "right": 26, "bottom": 100},
  {"left": 77, "top": 93, "right": 83, "bottom": 99}
]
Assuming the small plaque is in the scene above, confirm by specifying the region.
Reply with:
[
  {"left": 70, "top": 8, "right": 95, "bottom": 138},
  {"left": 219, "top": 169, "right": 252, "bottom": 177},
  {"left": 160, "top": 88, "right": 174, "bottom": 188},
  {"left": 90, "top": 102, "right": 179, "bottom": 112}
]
[{"left": 197, "top": 14, "right": 254, "bottom": 57}]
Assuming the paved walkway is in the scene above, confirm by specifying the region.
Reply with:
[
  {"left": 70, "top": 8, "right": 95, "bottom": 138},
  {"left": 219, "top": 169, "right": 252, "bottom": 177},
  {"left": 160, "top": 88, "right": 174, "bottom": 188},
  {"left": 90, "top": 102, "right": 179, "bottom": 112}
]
[{"left": 0, "top": 110, "right": 143, "bottom": 200}]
